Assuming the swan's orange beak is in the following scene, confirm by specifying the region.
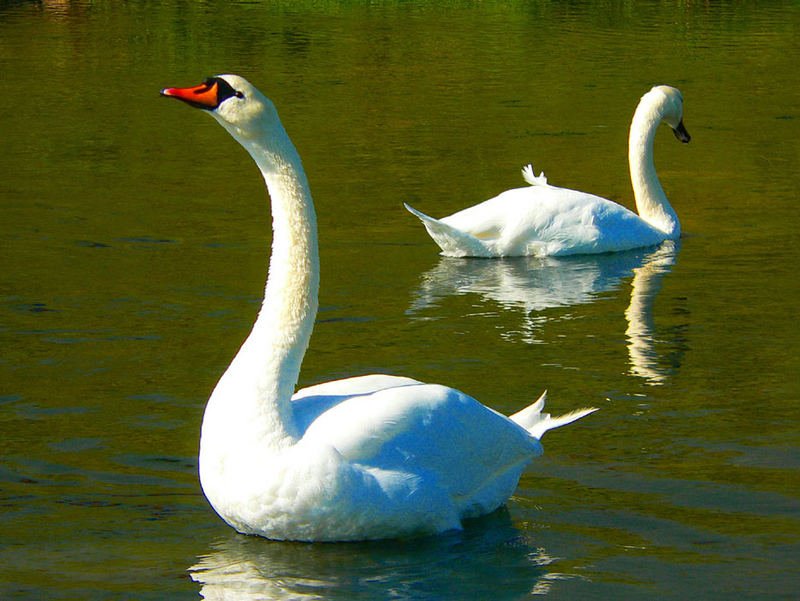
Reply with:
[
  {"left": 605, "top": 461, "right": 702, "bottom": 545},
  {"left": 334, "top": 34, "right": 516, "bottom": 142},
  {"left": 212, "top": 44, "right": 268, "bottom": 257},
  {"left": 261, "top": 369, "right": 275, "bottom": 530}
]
[{"left": 161, "top": 79, "right": 222, "bottom": 110}]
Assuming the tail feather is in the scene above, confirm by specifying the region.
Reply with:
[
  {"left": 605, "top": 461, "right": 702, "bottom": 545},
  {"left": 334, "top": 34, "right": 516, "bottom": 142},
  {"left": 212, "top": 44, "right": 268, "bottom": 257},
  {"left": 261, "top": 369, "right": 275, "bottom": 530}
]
[
  {"left": 509, "top": 390, "right": 548, "bottom": 429},
  {"left": 510, "top": 390, "right": 597, "bottom": 440},
  {"left": 521, "top": 164, "right": 548, "bottom": 187},
  {"left": 404, "top": 203, "right": 491, "bottom": 257}
]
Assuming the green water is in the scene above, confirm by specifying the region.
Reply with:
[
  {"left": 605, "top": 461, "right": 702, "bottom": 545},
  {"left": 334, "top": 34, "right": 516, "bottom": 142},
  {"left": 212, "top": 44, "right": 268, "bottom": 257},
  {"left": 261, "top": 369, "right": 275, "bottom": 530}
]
[{"left": 1, "top": 1, "right": 798, "bottom": 599}]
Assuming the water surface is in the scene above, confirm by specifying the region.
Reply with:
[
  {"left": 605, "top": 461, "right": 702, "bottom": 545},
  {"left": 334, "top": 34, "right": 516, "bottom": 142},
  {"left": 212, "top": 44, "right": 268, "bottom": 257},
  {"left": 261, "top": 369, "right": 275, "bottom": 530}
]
[{"left": 1, "top": 2, "right": 798, "bottom": 599}]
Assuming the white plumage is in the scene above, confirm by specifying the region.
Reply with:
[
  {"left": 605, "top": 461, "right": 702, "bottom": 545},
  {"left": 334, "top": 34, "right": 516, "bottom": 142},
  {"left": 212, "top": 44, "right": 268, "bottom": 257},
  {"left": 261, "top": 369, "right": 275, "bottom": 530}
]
[
  {"left": 406, "top": 85, "right": 690, "bottom": 257},
  {"left": 161, "top": 75, "right": 596, "bottom": 541}
]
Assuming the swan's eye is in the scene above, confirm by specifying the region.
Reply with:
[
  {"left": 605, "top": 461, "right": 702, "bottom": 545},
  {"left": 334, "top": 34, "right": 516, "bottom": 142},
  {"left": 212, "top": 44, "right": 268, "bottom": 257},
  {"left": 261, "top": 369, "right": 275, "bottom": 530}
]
[{"left": 234, "top": 90, "right": 244, "bottom": 99}]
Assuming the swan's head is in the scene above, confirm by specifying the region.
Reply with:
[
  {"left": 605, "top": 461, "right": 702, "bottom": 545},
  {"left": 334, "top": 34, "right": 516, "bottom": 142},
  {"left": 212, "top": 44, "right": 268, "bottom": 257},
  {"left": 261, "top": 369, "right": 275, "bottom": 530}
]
[
  {"left": 161, "top": 74, "right": 280, "bottom": 142},
  {"left": 643, "top": 85, "right": 690, "bottom": 143}
]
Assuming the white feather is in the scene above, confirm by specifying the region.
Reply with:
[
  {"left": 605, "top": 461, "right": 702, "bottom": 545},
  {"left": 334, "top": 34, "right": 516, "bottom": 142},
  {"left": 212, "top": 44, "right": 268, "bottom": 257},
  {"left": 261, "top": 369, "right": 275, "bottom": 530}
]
[
  {"left": 164, "top": 75, "right": 596, "bottom": 542},
  {"left": 406, "top": 85, "right": 689, "bottom": 258}
]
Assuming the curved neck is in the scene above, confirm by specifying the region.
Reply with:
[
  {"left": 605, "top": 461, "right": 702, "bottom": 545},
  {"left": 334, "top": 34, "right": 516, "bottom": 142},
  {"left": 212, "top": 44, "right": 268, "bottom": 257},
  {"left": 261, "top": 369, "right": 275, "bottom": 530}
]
[
  {"left": 628, "top": 102, "right": 680, "bottom": 237},
  {"left": 210, "top": 122, "right": 319, "bottom": 449}
]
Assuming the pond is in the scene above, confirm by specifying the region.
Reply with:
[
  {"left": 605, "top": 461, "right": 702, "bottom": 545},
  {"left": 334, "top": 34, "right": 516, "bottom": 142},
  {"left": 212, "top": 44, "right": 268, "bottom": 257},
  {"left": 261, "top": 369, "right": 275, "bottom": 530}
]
[{"left": 1, "top": 1, "right": 798, "bottom": 599}]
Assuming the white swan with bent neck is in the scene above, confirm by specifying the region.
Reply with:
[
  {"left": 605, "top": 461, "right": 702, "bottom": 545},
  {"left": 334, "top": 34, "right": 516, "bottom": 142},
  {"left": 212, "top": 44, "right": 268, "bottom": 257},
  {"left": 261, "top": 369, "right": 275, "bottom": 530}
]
[
  {"left": 405, "top": 85, "right": 691, "bottom": 257},
  {"left": 161, "top": 75, "right": 596, "bottom": 542}
]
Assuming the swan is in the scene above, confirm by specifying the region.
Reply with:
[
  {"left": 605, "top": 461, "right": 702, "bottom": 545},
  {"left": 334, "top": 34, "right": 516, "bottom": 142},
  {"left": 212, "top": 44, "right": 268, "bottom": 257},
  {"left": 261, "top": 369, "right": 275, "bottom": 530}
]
[
  {"left": 405, "top": 85, "right": 691, "bottom": 257},
  {"left": 160, "top": 75, "right": 596, "bottom": 542}
]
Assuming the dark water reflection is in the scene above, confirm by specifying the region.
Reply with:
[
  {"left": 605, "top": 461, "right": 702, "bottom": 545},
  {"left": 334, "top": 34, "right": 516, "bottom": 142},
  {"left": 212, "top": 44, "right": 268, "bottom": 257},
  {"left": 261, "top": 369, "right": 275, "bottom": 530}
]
[
  {"left": 191, "top": 512, "right": 557, "bottom": 600},
  {"left": 409, "top": 241, "right": 683, "bottom": 384},
  {"left": 1, "top": 1, "right": 798, "bottom": 600}
]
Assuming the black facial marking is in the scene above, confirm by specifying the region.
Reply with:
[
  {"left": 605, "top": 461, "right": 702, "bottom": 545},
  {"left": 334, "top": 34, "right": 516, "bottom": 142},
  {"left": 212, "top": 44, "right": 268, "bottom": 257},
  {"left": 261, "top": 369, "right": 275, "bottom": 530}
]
[{"left": 212, "top": 77, "right": 244, "bottom": 104}]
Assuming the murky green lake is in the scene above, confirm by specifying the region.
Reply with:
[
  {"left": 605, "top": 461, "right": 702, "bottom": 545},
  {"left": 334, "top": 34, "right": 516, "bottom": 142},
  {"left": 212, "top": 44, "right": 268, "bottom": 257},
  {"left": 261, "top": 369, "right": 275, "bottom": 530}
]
[{"left": 1, "top": 1, "right": 798, "bottom": 599}]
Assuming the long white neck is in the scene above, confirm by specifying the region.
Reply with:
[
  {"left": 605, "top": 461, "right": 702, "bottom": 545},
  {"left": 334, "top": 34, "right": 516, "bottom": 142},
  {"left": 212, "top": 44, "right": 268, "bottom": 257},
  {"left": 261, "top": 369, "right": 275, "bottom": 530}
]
[
  {"left": 628, "top": 98, "right": 680, "bottom": 237},
  {"left": 206, "top": 119, "right": 318, "bottom": 450}
]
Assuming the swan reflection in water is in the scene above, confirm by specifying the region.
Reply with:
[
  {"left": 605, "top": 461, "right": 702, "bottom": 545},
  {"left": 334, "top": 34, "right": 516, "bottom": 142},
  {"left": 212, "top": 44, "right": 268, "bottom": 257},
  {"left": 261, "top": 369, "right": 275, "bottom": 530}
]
[
  {"left": 622, "top": 242, "right": 683, "bottom": 384},
  {"left": 409, "top": 241, "right": 683, "bottom": 384},
  {"left": 190, "top": 511, "right": 565, "bottom": 600}
]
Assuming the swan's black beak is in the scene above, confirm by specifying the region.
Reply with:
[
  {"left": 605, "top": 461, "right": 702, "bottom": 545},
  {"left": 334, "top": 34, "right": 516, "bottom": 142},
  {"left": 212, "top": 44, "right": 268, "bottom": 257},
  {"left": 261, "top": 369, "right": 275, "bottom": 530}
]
[
  {"left": 672, "top": 120, "right": 691, "bottom": 143},
  {"left": 160, "top": 77, "right": 242, "bottom": 111}
]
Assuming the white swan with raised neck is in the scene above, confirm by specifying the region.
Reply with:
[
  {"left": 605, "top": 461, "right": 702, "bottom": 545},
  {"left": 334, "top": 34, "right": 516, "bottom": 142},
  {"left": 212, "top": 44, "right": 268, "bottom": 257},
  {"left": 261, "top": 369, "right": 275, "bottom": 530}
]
[
  {"left": 161, "top": 75, "right": 596, "bottom": 541},
  {"left": 405, "top": 85, "right": 690, "bottom": 257}
]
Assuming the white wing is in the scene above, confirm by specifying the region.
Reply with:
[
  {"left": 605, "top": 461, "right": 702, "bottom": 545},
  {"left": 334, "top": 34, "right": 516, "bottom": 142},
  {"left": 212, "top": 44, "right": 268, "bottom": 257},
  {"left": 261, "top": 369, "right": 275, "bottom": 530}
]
[{"left": 294, "top": 378, "right": 542, "bottom": 505}]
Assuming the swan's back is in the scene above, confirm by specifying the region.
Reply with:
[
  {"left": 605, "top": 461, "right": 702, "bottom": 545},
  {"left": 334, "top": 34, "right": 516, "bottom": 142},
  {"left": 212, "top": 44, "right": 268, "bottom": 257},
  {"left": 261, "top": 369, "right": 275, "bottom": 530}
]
[
  {"left": 205, "top": 374, "right": 546, "bottom": 540},
  {"left": 295, "top": 378, "right": 542, "bottom": 524},
  {"left": 440, "top": 185, "right": 667, "bottom": 256}
]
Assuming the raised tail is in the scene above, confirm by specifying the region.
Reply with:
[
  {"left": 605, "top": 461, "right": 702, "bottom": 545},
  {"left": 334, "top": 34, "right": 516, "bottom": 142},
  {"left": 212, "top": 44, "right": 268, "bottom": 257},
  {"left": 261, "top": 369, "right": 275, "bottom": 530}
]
[
  {"left": 510, "top": 391, "right": 597, "bottom": 440},
  {"left": 403, "top": 203, "right": 492, "bottom": 257},
  {"left": 521, "top": 164, "right": 549, "bottom": 187}
]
